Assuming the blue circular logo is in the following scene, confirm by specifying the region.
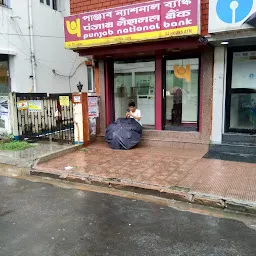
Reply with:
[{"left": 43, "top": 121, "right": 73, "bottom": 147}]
[{"left": 216, "top": 0, "right": 254, "bottom": 24}]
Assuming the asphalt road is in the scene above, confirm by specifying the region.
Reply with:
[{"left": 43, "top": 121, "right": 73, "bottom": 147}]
[{"left": 1, "top": 176, "right": 256, "bottom": 256}]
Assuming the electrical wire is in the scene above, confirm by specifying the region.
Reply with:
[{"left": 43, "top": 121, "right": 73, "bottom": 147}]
[
  {"left": 0, "top": 32, "right": 84, "bottom": 83},
  {"left": 53, "top": 61, "right": 85, "bottom": 78},
  {"left": 0, "top": 33, "right": 31, "bottom": 57},
  {"left": 0, "top": 32, "right": 64, "bottom": 39},
  {"left": 1, "top": 9, "right": 31, "bottom": 52}
]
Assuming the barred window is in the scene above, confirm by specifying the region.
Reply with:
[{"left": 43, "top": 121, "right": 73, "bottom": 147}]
[
  {"left": 0, "top": 0, "right": 9, "bottom": 7},
  {"left": 40, "top": 0, "right": 58, "bottom": 11}
]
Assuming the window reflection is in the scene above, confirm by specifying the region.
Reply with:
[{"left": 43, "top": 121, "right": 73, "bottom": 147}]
[
  {"left": 165, "top": 58, "right": 199, "bottom": 131},
  {"left": 230, "top": 93, "right": 256, "bottom": 130}
]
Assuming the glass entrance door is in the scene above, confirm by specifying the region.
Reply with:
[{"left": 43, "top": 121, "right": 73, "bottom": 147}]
[
  {"left": 226, "top": 50, "right": 256, "bottom": 133},
  {"left": 164, "top": 58, "right": 200, "bottom": 131},
  {"left": 114, "top": 60, "right": 155, "bottom": 128}
]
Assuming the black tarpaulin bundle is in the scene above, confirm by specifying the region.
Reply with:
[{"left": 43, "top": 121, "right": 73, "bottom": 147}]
[{"left": 105, "top": 118, "right": 142, "bottom": 150}]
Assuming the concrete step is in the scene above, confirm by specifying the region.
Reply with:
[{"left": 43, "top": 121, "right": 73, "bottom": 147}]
[
  {"left": 97, "top": 134, "right": 208, "bottom": 151},
  {"left": 210, "top": 143, "right": 256, "bottom": 155},
  {"left": 222, "top": 133, "right": 256, "bottom": 145},
  {"left": 204, "top": 151, "right": 256, "bottom": 163}
]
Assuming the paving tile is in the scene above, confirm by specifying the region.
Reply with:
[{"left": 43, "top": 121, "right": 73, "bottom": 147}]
[{"left": 36, "top": 142, "right": 256, "bottom": 204}]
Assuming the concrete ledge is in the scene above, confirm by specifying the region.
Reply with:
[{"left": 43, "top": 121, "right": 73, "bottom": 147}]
[
  {"left": 193, "top": 196, "right": 225, "bottom": 209},
  {"left": 34, "top": 144, "right": 84, "bottom": 165},
  {"left": 225, "top": 200, "right": 256, "bottom": 214},
  {"left": 30, "top": 168, "right": 256, "bottom": 215}
]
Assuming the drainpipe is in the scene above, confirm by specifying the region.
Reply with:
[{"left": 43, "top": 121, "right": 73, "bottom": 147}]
[{"left": 28, "top": 0, "right": 37, "bottom": 92}]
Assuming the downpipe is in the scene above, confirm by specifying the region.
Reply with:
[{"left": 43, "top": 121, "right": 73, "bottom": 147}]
[{"left": 28, "top": 0, "right": 37, "bottom": 92}]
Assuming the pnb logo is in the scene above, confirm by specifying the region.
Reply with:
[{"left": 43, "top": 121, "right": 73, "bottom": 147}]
[
  {"left": 66, "top": 19, "right": 81, "bottom": 38},
  {"left": 216, "top": 0, "right": 254, "bottom": 24}
]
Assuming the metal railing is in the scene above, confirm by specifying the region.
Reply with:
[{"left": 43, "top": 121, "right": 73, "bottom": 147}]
[{"left": 16, "top": 93, "right": 74, "bottom": 144}]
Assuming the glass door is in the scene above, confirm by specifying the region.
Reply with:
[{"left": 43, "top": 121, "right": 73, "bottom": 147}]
[
  {"left": 164, "top": 58, "right": 200, "bottom": 131},
  {"left": 226, "top": 50, "right": 256, "bottom": 133},
  {"left": 114, "top": 60, "right": 155, "bottom": 128}
]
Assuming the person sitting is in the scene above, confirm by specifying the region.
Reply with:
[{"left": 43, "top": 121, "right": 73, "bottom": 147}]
[{"left": 125, "top": 101, "right": 142, "bottom": 126}]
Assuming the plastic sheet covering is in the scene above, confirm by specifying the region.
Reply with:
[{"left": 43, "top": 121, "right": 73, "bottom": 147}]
[
  {"left": 244, "top": 12, "right": 256, "bottom": 27},
  {"left": 105, "top": 118, "right": 142, "bottom": 150}
]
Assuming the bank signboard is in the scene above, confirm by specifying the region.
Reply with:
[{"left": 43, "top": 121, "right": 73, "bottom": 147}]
[
  {"left": 209, "top": 0, "right": 256, "bottom": 33},
  {"left": 64, "top": 0, "right": 200, "bottom": 49}
]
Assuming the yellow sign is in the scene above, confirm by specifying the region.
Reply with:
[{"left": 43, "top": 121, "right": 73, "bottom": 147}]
[
  {"left": 17, "top": 100, "right": 28, "bottom": 111},
  {"left": 59, "top": 96, "right": 70, "bottom": 106},
  {"left": 29, "top": 100, "right": 42, "bottom": 112},
  {"left": 174, "top": 64, "right": 191, "bottom": 83},
  {"left": 64, "top": 26, "right": 198, "bottom": 49}
]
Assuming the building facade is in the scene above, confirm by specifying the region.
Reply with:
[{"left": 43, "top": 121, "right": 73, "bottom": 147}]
[
  {"left": 209, "top": 0, "right": 256, "bottom": 155},
  {"left": 65, "top": 0, "right": 213, "bottom": 149},
  {"left": 0, "top": 0, "right": 89, "bottom": 94},
  {"left": 0, "top": 0, "right": 91, "bottom": 134}
]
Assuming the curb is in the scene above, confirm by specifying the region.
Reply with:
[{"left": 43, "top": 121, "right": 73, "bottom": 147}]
[
  {"left": 33, "top": 144, "right": 84, "bottom": 166},
  {"left": 31, "top": 167, "right": 256, "bottom": 215}
]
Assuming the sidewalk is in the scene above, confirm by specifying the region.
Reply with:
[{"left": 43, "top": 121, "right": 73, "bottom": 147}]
[
  {"left": 32, "top": 142, "right": 256, "bottom": 213},
  {"left": 0, "top": 142, "right": 80, "bottom": 168}
]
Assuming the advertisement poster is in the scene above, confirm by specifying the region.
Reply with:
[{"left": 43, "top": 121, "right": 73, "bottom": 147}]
[
  {"left": 89, "top": 117, "right": 97, "bottom": 135},
  {"left": 88, "top": 97, "right": 98, "bottom": 107},
  {"left": 17, "top": 100, "right": 29, "bottom": 111},
  {"left": 88, "top": 97, "right": 99, "bottom": 117},
  {"left": 29, "top": 100, "right": 42, "bottom": 113},
  {"left": 0, "top": 96, "right": 9, "bottom": 133},
  {"left": 59, "top": 96, "right": 70, "bottom": 106},
  {"left": 232, "top": 51, "right": 256, "bottom": 89}
]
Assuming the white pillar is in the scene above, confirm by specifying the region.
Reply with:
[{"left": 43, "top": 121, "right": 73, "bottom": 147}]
[
  {"left": 9, "top": 92, "right": 19, "bottom": 139},
  {"left": 211, "top": 46, "right": 227, "bottom": 144}
]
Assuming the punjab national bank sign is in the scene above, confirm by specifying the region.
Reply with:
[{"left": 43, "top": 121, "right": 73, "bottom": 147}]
[{"left": 64, "top": 0, "right": 200, "bottom": 49}]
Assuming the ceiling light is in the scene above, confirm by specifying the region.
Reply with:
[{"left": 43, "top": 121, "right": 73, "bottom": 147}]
[{"left": 221, "top": 41, "right": 229, "bottom": 45}]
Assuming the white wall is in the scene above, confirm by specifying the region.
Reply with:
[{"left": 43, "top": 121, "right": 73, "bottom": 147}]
[
  {"left": 0, "top": 0, "right": 88, "bottom": 94},
  {"left": 211, "top": 46, "right": 227, "bottom": 144}
]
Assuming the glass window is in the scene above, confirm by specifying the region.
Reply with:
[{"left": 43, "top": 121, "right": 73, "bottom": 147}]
[
  {"left": 230, "top": 93, "right": 256, "bottom": 130},
  {"left": 0, "top": 55, "right": 9, "bottom": 94},
  {"left": 87, "top": 66, "right": 94, "bottom": 92},
  {"left": 46, "top": 0, "right": 50, "bottom": 6},
  {"left": 232, "top": 51, "right": 256, "bottom": 89},
  {"left": 114, "top": 60, "right": 155, "bottom": 127},
  {"left": 0, "top": 0, "right": 9, "bottom": 7},
  {"left": 165, "top": 58, "right": 199, "bottom": 131},
  {"left": 52, "top": 0, "right": 57, "bottom": 10}
]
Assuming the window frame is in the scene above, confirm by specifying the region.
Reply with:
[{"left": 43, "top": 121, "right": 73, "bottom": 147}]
[
  {"left": 0, "top": 54, "right": 10, "bottom": 94},
  {"left": 163, "top": 54, "right": 201, "bottom": 132},
  {"left": 225, "top": 46, "right": 256, "bottom": 134},
  {"left": 40, "top": 0, "right": 58, "bottom": 11},
  {"left": 87, "top": 66, "right": 95, "bottom": 92},
  {"left": 113, "top": 58, "right": 156, "bottom": 127},
  {"left": 0, "top": 0, "right": 9, "bottom": 7}
]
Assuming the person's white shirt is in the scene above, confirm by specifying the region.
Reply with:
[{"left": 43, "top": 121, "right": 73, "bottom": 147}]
[{"left": 129, "top": 109, "right": 142, "bottom": 126}]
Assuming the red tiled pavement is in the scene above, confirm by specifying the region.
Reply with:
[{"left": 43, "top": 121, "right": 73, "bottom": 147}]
[{"left": 36, "top": 142, "right": 256, "bottom": 203}]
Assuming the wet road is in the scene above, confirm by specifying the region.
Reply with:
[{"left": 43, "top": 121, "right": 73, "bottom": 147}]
[{"left": 1, "top": 176, "right": 256, "bottom": 256}]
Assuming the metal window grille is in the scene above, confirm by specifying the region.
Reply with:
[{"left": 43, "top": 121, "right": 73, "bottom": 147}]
[{"left": 0, "top": 0, "right": 8, "bottom": 7}]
